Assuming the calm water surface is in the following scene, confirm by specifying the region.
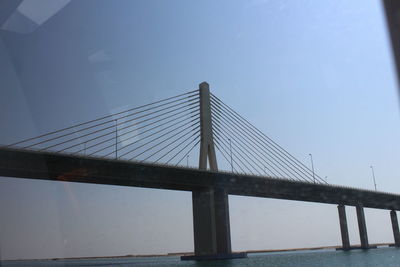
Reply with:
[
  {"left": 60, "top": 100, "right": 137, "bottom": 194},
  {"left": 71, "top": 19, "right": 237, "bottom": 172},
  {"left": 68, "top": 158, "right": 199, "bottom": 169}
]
[{"left": 2, "top": 247, "right": 400, "bottom": 266}]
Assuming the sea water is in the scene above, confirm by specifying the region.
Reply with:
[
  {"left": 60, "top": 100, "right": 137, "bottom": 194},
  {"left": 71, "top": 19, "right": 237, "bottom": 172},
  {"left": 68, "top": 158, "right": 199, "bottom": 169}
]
[{"left": 2, "top": 247, "right": 400, "bottom": 266}]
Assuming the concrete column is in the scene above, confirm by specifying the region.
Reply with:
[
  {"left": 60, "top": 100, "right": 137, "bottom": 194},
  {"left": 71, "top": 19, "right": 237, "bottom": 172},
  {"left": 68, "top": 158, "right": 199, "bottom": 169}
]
[
  {"left": 191, "top": 82, "right": 232, "bottom": 257},
  {"left": 390, "top": 210, "right": 400, "bottom": 247},
  {"left": 337, "top": 205, "right": 350, "bottom": 250},
  {"left": 356, "top": 205, "right": 369, "bottom": 249},
  {"left": 192, "top": 188, "right": 232, "bottom": 255},
  {"left": 214, "top": 188, "right": 231, "bottom": 253},
  {"left": 192, "top": 189, "right": 217, "bottom": 255},
  {"left": 198, "top": 82, "right": 218, "bottom": 171}
]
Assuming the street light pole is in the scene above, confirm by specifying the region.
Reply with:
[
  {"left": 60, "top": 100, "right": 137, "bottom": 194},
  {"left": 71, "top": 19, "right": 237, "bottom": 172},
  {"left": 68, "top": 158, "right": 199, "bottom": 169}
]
[
  {"left": 228, "top": 138, "right": 233, "bottom": 172},
  {"left": 115, "top": 119, "right": 118, "bottom": 159},
  {"left": 309, "top": 153, "right": 315, "bottom": 183},
  {"left": 370, "top": 165, "right": 377, "bottom": 191}
]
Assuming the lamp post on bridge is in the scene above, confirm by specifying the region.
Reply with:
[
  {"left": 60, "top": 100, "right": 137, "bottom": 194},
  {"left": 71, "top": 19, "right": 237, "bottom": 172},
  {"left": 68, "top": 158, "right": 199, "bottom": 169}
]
[
  {"left": 309, "top": 153, "right": 315, "bottom": 183},
  {"left": 228, "top": 138, "right": 233, "bottom": 172},
  {"left": 115, "top": 119, "right": 118, "bottom": 159},
  {"left": 370, "top": 165, "right": 377, "bottom": 191}
]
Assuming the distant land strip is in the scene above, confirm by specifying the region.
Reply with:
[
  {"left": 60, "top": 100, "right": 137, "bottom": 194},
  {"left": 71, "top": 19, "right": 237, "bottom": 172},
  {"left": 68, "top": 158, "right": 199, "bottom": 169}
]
[{"left": 1, "top": 243, "right": 397, "bottom": 262}]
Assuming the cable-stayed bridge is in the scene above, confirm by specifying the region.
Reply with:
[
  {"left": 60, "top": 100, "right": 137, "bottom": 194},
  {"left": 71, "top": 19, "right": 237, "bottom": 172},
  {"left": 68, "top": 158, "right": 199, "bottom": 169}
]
[
  {"left": 1, "top": 82, "right": 400, "bottom": 260},
  {"left": 4, "top": 86, "right": 325, "bottom": 183}
]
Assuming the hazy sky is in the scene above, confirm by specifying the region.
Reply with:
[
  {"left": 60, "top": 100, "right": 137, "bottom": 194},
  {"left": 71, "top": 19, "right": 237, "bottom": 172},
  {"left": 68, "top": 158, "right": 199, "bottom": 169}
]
[{"left": 1, "top": 0, "right": 400, "bottom": 260}]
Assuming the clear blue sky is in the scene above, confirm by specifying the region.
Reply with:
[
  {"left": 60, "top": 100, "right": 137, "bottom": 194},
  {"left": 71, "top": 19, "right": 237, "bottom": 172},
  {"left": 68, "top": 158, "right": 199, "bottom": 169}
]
[{"left": 1, "top": 0, "right": 400, "bottom": 260}]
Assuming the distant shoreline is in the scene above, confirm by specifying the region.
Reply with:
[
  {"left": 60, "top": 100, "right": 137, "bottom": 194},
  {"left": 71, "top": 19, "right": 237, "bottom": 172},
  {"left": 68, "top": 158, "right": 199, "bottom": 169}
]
[{"left": 2, "top": 243, "right": 395, "bottom": 262}]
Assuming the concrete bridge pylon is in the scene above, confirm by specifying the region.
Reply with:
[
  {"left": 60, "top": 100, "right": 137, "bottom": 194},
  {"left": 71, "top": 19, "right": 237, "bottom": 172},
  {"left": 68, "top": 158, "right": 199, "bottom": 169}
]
[{"left": 183, "top": 82, "right": 246, "bottom": 260}]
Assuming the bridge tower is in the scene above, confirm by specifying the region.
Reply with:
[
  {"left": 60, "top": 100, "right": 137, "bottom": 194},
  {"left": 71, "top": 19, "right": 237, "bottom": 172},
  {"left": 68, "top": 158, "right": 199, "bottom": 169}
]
[{"left": 183, "top": 82, "right": 244, "bottom": 260}]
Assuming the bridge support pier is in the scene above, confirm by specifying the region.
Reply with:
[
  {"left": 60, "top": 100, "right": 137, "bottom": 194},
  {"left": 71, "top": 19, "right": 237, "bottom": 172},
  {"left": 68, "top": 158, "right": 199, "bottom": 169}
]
[
  {"left": 337, "top": 205, "right": 350, "bottom": 250},
  {"left": 356, "top": 205, "right": 369, "bottom": 249},
  {"left": 182, "top": 82, "right": 246, "bottom": 261},
  {"left": 390, "top": 210, "right": 400, "bottom": 247},
  {"left": 182, "top": 188, "right": 246, "bottom": 260}
]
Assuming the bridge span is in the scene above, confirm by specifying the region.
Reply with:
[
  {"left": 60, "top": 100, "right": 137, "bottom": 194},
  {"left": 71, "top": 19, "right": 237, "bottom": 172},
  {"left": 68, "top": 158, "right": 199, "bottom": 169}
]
[
  {"left": 1, "top": 147, "right": 400, "bottom": 210},
  {"left": 1, "top": 82, "right": 400, "bottom": 260},
  {"left": 1, "top": 147, "right": 400, "bottom": 259}
]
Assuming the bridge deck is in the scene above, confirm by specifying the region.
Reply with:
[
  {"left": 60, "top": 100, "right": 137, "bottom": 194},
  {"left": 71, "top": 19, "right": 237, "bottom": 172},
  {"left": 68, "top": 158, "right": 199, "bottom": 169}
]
[{"left": 1, "top": 147, "right": 399, "bottom": 210}]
